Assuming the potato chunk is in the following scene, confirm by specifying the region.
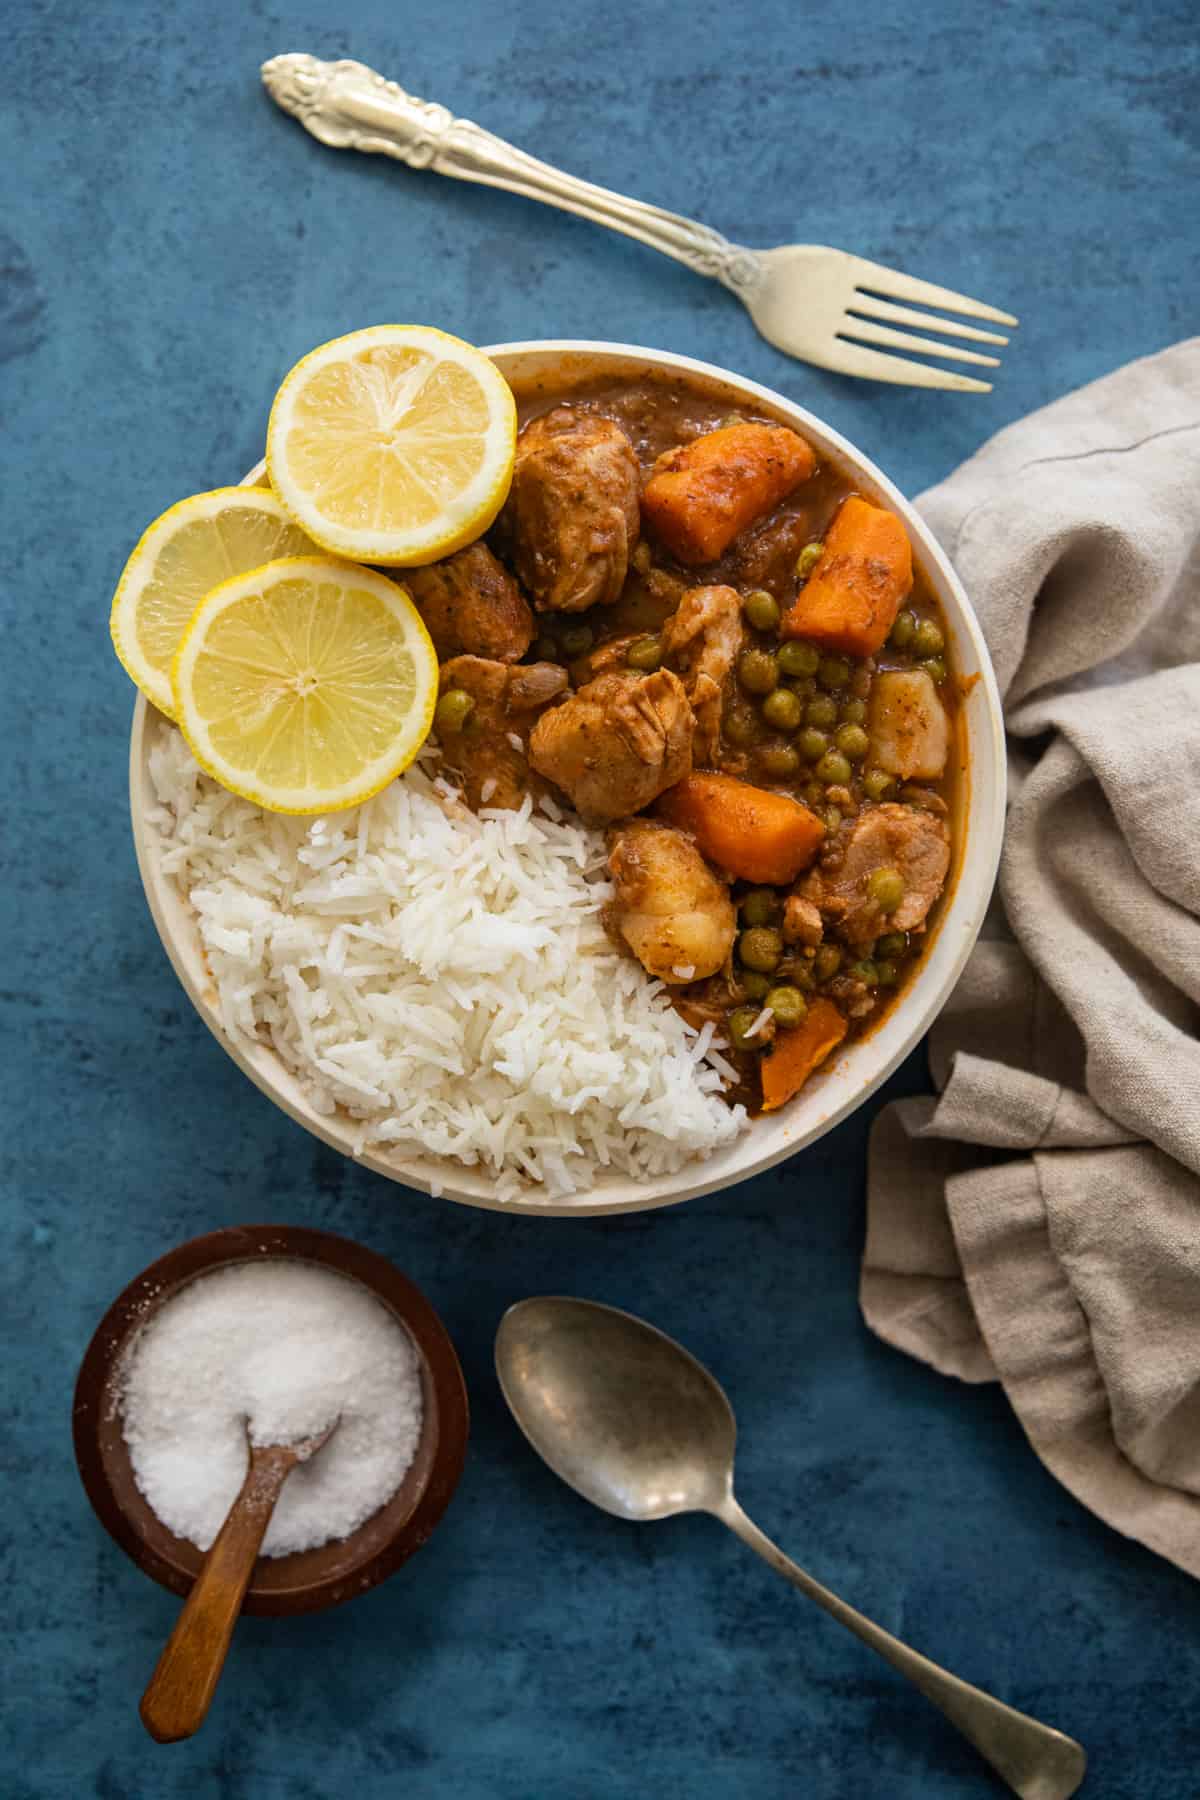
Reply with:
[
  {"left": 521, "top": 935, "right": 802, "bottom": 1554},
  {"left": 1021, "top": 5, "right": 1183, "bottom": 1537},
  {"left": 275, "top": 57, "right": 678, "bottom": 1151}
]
[{"left": 868, "top": 669, "right": 950, "bottom": 781}]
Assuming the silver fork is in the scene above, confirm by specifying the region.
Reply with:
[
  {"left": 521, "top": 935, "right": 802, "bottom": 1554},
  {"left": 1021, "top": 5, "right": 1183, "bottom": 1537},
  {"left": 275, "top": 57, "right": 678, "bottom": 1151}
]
[{"left": 263, "top": 53, "right": 1017, "bottom": 395}]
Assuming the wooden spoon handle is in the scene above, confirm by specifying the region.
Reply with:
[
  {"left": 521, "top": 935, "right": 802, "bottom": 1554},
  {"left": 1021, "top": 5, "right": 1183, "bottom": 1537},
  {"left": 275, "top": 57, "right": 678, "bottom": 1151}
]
[{"left": 140, "top": 1446, "right": 295, "bottom": 1743}]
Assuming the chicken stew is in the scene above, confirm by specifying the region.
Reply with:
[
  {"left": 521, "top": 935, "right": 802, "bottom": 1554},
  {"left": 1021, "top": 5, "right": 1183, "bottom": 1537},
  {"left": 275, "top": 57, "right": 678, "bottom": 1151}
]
[{"left": 425, "top": 368, "right": 961, "bottom": 1117}]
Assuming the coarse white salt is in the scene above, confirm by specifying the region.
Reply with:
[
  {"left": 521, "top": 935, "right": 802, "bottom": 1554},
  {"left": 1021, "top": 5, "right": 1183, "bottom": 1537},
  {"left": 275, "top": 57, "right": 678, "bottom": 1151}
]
[{"left": 119, "top": 1261, "right": 423, "bottom": 1557}]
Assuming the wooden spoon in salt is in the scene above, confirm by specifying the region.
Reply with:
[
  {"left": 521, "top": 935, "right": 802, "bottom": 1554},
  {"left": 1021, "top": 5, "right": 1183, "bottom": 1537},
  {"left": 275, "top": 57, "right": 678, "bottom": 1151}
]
[{"left": 140, "top": 1418, "right": 340, "bottom": 1743}]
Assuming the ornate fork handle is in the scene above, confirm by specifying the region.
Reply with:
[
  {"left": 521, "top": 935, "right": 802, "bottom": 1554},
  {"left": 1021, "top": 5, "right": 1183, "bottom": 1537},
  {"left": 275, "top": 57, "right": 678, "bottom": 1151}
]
[{"left": 262, "top": 54, "right": 763, "bottom": 294}]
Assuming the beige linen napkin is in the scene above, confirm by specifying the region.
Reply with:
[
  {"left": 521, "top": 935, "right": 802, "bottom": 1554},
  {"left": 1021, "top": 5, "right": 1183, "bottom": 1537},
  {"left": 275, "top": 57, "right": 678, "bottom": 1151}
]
[{"left": 861, "top": 339, "right": 1200, "bottom": 1574}]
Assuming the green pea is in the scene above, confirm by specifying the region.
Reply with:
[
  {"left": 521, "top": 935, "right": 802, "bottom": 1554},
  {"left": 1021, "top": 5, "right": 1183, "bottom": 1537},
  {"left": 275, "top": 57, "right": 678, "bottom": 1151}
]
[
  {"left": 723, "top": 707, "right": 760, "bottom": 747},
  {"left": 802, "top": 779, "right": 824, "bottom": 809},
  {"left": 835, "top": 723, "right": 870, "bottom": 761},
  {"left": 823, "top": 805, "right": 843, "bottom": 833},
  {"left": 800, "top": 727, "right": 829, "bottom": 763},
  {"left": 738, "top": 648, "right": 779, "bottom": 695},
  {"left": 818, "top": 655, "right": 851, "bottom": 691},
  {"left": 806, "top": 694, "right": 838, "bottom": 729},
  {"left": 889, "top": 610, "right": 917, "bottom": 649},
  {"left": 868, "top": 866, "right": 906, "bottom": 912},
  {"left": 875, "top": 959, "right": 900, "bottom": 986},
  {"left": 728, "top": 1004, "right": 769, "bottom": 1050},
  {"left": 876, "top": 931, "right": 908, "bottom": 960},
  {"left": 743, "top": 588, "right": 781, "bottom": 632},
  {"left": 778, "top": 640, "right": 820, "bottom": 677},
  {"left": 921, "top": 656, "right": 948, "bottom": 684},
  {"left": 786, "top": 675, "right": 816, "bottom": 703},
  {"left": 817, "top": 749, "right": 852, "bottom": 786},
  {"left": 560, "top": 623, "right": 594, "bottom": 657},
  {"left": 741, "top": 970, "right": 771, "bottom": 1001},
  {"left": 790, "top": 963, "right": 816, "bottom": 993},
  {"left": 852, "top": 959, "right": 880, "bottom": 985},
  {"left": 863, "top": 768, "right": 897, "bottom": 802},
  {"left": 814, "top": 944, "right": 842, "bottom": 982},
  {"left": 913, "top": 618, "right": 945, "bottom": 657},
  {"left": 795, "top": 541, "right": 824, "bottom": 580},
  {"left": 740, "top": 888, "right": 780, "bottom": 928},
  {"left": 435, "top": 689, "right": 474, "bottom": 733},
  {"left": 840, "top": 698, "right": 866, "bottom": 725},
  {"left": 625, "top": 634, "right": 663, "bottom": 672},
  {"left": 739, "top": 927, "right": 783, "bottom": 973},
  {"left": 534, "top": 636, "right": 558, "bottom": 661},
  {"left": 762, "top": 688, "right": 803, "bottom": 732},
  {"left": 759, "top": 742, "right": 801, "bottom": 778},
  {"left": 766, "top": 985, "right": 807, "bottom": 1028}
]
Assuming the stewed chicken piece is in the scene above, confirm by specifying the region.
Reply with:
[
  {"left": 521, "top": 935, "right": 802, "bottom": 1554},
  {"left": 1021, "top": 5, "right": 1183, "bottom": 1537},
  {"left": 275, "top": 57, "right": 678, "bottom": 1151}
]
[
  {"left": 606, "top": 819, "right": 736, "bottom": 985},
  {"left": 405, "top": 543, "right": 534, "bottom": 664},
  {"left": 499, "top": 408, "right": 641, "bottom": 612},
  {"left": 660, "top": 585, "right": 745, "bottom": 766},
  {"left": 794, "top": 803, "right": 950, "bottom": 945},
  {"left": 528, "top": 668, "right": 693, "bottom": 824},
  {"left": 435, "top": 656, "right": 569, "bottom": 811}
]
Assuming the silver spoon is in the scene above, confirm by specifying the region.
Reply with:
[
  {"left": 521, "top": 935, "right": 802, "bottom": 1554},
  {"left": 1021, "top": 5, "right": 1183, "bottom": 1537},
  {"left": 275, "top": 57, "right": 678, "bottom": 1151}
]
[{"left": 495, "top": 1298, "right": 1085, "bottom": 1800}]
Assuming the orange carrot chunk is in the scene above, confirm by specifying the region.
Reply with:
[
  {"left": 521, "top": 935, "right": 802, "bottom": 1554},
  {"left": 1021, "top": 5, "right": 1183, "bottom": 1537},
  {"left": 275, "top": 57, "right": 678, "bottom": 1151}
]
[
  {"left": 642, "top": 423, "right": 816, "bottom": 565},
  {"left": 781, "top": 496, "right": 913, "bottom": 657},
  {"left": 760, "top": 998, "right": 848, "bottom": 1113},
  {"left": 657, "top": 772, "right": 825, "bottom": 885}
]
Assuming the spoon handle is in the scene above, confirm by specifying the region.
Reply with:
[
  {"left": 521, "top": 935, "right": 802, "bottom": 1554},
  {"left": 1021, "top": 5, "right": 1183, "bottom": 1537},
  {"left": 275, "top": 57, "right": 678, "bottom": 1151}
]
[
  {"left": 139, "top": 1445, "right": 296, "bottom": 1743},
  {"left": 715, "top": 1496, "right": 1085, "bottom": 1800}
]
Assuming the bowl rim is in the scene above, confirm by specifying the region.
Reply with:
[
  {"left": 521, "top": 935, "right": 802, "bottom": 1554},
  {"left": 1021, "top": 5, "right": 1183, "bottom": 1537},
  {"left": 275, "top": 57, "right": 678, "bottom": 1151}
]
[
  {"left": 72, "top": 1224, "right": 470, "bottom": 1615},
  {"left": 128, "top": 337, "right": 1005, "bottom": 1216}
]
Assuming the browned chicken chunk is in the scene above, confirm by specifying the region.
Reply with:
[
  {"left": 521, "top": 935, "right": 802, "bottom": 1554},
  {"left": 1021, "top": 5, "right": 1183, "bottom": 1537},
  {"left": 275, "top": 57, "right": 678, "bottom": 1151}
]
[
  {"left": 660, "top": 585, "right": 745, "bottom": 766},
  {"left": 782, "top": 895, "right": 823, "bottom": 947},
  {"left": 606, "top": 820, "right": 735, "bottom": 985},
  {"left": 528, "top": 668, "right": 693, "bottom": 824},
  {"left": 499, "top": 408, "right": 640, "bottom": 612},
  {"left": 405, "top": 543, "right": 533, "bottom": 664},
  {"left": 437, "top": 656, "right": 569, "bottom": 811},
  {"left": 795, "top": 803, "right": 950, "bottom": 945}
]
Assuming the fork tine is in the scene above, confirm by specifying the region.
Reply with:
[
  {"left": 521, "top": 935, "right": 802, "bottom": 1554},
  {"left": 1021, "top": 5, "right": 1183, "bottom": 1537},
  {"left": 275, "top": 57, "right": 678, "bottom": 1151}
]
[
  {"left": 848, "top": 295, "right": 1009, "bottom": 346},
  {"left": 825, "top": 339, "right": 994, "bottom": 393},
  {"left": 850, "top": 256, "right": 1018, "bottom": 327},
  {"left": 838, "top": 318, "right": 1000, "bottom": 368}
]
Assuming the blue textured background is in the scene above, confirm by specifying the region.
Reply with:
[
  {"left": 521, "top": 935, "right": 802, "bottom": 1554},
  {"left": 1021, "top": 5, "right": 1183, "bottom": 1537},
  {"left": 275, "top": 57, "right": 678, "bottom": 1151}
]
[{"left": 3, "top": 2, "right": 1198, "bottom": 1795}]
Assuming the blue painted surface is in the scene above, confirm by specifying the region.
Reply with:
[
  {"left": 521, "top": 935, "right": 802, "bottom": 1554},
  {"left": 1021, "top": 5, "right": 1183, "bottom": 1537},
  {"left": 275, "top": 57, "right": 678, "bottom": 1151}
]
[{"left": 2, "top": 1, "right": 1198, "bottom": 1795}]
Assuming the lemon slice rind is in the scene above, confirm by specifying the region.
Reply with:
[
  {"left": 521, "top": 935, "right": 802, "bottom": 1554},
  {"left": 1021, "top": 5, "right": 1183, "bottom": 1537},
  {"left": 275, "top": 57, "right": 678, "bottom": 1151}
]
[
  {"left": 265, "top": 324, "right": 517, "bottom": 566},
  {"left": 171, "top": 555, "right": 438, "bottom": 815},
  {"left": 110, "top": 487, "right": 317, "bottom": 717}
]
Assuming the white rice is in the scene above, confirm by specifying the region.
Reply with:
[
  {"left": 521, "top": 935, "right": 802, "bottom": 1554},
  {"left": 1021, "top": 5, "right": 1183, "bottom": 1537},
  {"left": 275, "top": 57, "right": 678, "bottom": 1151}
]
[{"left": 145, "top": 728, "right": 747, "bottom": 1202}]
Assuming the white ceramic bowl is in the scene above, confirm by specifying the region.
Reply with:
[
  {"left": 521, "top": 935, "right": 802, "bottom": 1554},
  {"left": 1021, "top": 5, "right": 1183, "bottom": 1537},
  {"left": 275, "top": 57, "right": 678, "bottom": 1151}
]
[{"left": 129, "top": 340, "right": 1005, "bottom": 1216}]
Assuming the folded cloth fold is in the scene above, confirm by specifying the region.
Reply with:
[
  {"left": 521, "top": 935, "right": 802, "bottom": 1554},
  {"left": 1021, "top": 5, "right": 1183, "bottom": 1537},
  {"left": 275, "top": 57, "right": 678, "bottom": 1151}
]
[{"left": 860, "top": 339, "right": 1200, "bottom": 1575}]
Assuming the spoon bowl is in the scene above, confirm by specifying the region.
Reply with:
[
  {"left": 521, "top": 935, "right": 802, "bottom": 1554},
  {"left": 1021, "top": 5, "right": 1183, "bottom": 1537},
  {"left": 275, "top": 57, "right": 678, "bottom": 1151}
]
[
  {"left": 496, "top": 1297, "right": 734, "bottom": 1520},
  {"left": 495, "top": 1297, "right": 1086, "bottom": 1800}
]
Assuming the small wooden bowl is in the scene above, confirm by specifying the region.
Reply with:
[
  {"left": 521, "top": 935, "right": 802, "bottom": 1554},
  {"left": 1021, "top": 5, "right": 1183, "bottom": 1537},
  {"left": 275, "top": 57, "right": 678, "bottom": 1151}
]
[{"left": 72, "top": 1225, "right": 469, "bottom": 1616}]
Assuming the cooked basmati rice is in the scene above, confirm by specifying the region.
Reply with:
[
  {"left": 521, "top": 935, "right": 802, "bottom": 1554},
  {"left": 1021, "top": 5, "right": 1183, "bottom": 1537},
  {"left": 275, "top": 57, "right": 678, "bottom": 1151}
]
[{"left": 145, "top": 726, "right": 747, "bottom": 1202}]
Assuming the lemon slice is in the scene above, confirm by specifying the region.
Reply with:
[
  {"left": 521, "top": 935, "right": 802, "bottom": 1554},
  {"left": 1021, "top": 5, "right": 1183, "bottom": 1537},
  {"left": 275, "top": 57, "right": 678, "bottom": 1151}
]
[
  {"left": 171, "top": 556, "right": 438, "bottom": 814},
  {"left": 266, "top": 324, "right": 517, "bottom": 565},
  {"left": 110, "top": 487, "right": 319, "bottom": 716}
]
